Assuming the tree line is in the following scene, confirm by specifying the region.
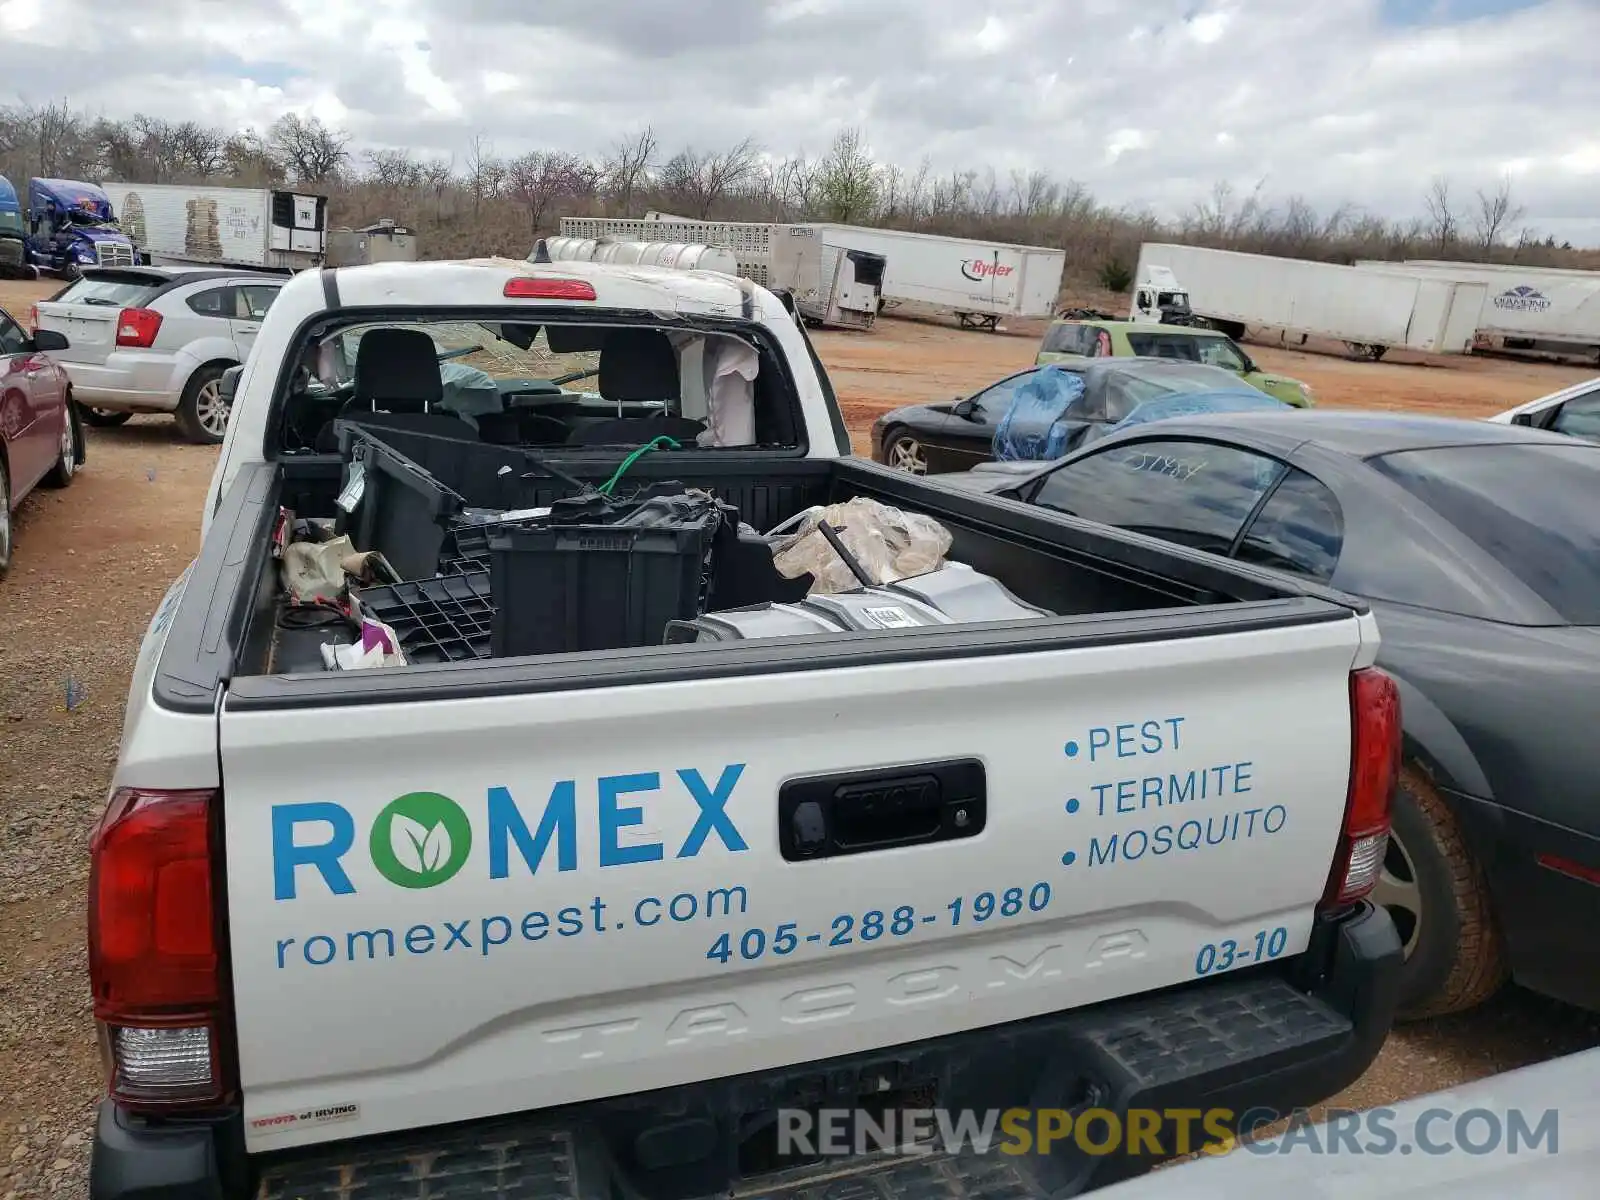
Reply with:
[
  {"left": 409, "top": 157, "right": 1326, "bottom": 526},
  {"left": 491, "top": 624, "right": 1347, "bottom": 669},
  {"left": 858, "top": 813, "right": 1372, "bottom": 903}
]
[{"left": 2, "top": 101, "right": 1593, "bottom": 292}]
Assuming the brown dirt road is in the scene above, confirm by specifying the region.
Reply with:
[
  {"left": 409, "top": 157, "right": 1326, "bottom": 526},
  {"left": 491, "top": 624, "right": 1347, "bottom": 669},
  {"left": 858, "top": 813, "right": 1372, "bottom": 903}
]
[{"left": 0, "top": 276, "right": 1595, "bottom": 1197}]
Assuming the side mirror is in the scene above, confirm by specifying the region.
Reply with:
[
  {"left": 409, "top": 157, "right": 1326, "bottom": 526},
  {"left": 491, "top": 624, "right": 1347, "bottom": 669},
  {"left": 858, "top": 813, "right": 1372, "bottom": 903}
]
[
  {"left": 220, "top": 365, "right": 244, "bottom": 403},
  {"left": 952, "top": 398, "right": 977, "bottom": 418},
  {"left": 29, "top": 329, "right": 69, "bottom": 353},
  {"left": 1509, "top": 410, "right": 1537, "bottom": 428}
]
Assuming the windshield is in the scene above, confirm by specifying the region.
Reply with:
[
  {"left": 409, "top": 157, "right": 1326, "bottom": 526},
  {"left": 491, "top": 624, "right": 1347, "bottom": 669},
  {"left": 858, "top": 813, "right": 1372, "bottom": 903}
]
[
  {"left": 0, "top": 210, "right": 22, "bottom": 236},
  {"left": 1125, "top": 332, "right": 1247, "bottom": 371},
  {"left": 1370, "top": 442, "right": 1600, "bottom": 625}
]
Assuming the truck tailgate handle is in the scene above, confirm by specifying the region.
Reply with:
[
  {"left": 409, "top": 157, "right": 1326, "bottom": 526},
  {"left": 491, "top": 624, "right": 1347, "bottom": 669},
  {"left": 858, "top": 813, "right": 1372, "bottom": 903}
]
[{"left": 779, "top": 759, "right": 986, "bottom": 862}]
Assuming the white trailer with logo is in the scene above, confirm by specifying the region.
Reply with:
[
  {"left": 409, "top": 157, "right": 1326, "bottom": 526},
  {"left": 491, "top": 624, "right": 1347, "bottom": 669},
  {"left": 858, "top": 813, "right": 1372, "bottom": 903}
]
[
  {"left": 806, "top": 223, "right": 1066, "bottom": 331},
  {"left": 558, "top": 216, "right": 882, "bottom": 331},
  {"left": 99, "top": 182, "right": 328, "bottom": 273},
  {"left": 1353, "top": 259, "right": 1600, "bottom": 362},
  {"left": 1134, "top": 243, "right": 1488, "bottom": 360}
]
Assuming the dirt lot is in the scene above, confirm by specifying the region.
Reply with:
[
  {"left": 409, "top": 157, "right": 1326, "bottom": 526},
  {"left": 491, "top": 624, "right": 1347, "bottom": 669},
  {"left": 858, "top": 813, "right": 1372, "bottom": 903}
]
[{"left": 1, "top": 275, "right": 1596, "bottom": 1198}]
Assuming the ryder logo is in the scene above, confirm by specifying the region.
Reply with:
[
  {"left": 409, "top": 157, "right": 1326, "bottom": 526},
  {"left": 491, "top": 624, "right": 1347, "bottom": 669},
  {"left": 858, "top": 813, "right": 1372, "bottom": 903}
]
[
  {"left": 960, "top": 258, "right": 1015, "bottom": 282},
  {"left": 1492, "top": 286, "right": 1552, "bottom": 314}
]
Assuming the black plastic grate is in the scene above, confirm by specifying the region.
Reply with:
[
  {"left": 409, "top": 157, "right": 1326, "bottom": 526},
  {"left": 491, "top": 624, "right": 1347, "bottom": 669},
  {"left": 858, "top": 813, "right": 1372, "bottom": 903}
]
[{"left": 354, "top": 571, "right": 495, "bottom": 663}]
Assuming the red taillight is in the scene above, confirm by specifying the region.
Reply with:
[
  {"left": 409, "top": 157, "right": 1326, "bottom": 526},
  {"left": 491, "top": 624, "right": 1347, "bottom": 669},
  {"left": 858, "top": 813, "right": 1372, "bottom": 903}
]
[
  {"left": 1322, "top": 668, "right": 1402, "bottom": 908},
  {"left": 115, "top": 307, "right": 163, "bottom": 348},
  {"left": 88, "top": 788, "right": 232, "bottom": 1110},
  {"left": 504, "top": 277, "right": 597, "bottom": 300}
]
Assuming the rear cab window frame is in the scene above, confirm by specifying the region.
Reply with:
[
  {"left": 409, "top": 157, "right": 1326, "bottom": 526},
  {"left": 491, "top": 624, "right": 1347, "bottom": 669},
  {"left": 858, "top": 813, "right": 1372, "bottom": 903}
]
[
  {"left": 50, "top": 273, "right": 165, "bottom": 310},
  {"left": 266, "top": 306, "right": 814, "bottom": 462}
]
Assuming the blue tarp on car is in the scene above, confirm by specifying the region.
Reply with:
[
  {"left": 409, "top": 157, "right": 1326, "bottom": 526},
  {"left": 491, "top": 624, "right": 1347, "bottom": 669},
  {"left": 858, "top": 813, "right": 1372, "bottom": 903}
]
[{"left": 992, "top": 365, "right": 1087, "bottom": 462}]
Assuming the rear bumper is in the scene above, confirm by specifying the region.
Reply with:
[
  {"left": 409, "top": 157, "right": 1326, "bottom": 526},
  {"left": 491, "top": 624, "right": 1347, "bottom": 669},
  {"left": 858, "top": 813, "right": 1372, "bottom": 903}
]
[
  {"left": 92, "top": 903, "right": 1400, "bottom": 1200},
  {"left": 61, "top": 353, "right": 187, "bottom": 411}
]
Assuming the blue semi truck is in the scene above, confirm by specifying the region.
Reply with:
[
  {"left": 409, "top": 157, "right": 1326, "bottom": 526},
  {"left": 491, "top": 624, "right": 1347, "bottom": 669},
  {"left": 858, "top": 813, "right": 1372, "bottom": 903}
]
[
  {"left": 0, "top": 176, "right": 140, "bottom": 279},
  {"left": 0, "top": 175, "right": 25, "bottom": 277}
]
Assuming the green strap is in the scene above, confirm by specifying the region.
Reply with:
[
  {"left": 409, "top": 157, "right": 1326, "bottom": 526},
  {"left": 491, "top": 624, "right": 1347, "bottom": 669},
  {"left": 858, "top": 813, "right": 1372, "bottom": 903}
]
[{"left": 597, "top": 435, "right": 681, "bottom": 496}]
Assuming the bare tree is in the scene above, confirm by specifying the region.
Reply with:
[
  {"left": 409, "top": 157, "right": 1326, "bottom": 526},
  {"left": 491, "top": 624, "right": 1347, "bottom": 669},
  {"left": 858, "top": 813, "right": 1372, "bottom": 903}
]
[
  {"left": 506, "top": 150, "right": 587, "bottom": 235},
  {"left": 1422, "top": 176, "right": 1458, "bottom": 253},
  {"left": 661, "top": 137, "right": 760, "bottom": 219},
  {"left": 603, "top": 127, "right": 657, "bottom": 214},
  {"left": 365, "top": 148, "right": 424, "bottom": 190},
  {"left": 1473, "top": 174, "right": 1526, "bottom": 250},
  {"left": 268, "top": 114, "right": 349, "bottom": 183}
]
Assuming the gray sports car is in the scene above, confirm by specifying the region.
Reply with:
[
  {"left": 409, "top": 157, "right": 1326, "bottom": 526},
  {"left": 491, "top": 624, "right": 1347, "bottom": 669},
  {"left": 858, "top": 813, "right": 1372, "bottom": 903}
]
[{"left": 938, "top": 409, "right": 1600, "bottom": 1020}]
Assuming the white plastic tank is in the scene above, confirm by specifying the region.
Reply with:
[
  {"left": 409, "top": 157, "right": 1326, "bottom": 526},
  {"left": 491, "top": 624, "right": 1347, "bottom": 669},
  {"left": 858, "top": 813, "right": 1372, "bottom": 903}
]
[{"left": 535, "top": 236, "right": 737, "bottom": 277}]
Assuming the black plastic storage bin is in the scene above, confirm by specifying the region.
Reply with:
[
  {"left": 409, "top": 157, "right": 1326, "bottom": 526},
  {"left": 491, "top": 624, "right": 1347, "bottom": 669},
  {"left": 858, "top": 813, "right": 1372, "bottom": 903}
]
[
  {"left": 488, "top": 524, "right": 713, "bottom": 657},
  {"left": 353, "top": 572, "right": 495, "bottom": 663},
  {"left": 338, "top": 429, "right": 468, "bottom": 581}
]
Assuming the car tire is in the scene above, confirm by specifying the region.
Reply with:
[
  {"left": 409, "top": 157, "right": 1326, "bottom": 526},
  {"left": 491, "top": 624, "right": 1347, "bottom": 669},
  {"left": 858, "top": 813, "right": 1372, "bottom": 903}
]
[
  {"left": 175, "top": 364, "right": 233, "bottom": 445},
  {"left": 80, "top": 407, "right": 132, "bottom": 428},
  {"left": 1379, "top": 764, "right": 1508, "bottom": 1021},
  {"left": 0, "top": 456, "right": 11, "bottom": 578},
  {"left": 881, "top": 427, "right": 928, "bottom": 475},
  {"left": 43, "top": 399, "right": 82, "bottom": 488}
]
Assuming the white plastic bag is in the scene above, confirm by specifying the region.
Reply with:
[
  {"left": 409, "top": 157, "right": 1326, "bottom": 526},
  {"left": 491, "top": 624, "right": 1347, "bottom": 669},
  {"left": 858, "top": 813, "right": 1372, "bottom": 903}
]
[{"left": 772, "top": 497, "right": 952, "bottom": 594}]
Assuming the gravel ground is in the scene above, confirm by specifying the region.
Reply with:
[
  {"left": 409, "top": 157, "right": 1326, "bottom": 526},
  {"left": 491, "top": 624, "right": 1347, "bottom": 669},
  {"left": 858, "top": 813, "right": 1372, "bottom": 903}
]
[{"left": 0, "top": 282, "right": 1595, "bottom": 1198}]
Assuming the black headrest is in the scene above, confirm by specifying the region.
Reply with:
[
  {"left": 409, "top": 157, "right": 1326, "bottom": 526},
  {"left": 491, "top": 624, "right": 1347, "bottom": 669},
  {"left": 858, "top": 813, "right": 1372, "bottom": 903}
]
[
  {"left": 353, "top": 328, "right": 443, "bottom": 411},
  {"left": 598, "top": 329, "right": 679, "bottom": 403},
  {"left": 545, "top": 324, "right": 610, "bottom": 354}
]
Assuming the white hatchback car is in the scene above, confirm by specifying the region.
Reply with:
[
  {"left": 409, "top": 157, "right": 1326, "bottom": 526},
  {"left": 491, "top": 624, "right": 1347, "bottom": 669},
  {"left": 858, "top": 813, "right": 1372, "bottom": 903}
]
[{"left": 30, "top": 265, "right": 285, "bottom": 444}]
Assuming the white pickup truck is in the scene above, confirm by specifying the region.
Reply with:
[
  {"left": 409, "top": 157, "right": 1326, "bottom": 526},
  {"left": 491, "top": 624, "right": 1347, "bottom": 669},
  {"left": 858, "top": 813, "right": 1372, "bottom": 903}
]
[{"left": 88, "top": 255, "right": 1403, "bottom": 1200}]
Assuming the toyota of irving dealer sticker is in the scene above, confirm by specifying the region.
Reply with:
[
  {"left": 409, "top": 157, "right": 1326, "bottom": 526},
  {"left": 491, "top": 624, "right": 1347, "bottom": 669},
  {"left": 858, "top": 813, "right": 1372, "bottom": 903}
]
[{"left": 250, "top": 1102, "right": 361, "bottom": 1135}]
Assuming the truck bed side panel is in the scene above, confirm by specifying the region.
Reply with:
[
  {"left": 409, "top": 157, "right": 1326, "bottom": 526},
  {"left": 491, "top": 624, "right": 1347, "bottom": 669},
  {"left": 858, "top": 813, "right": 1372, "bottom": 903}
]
[{"left": 221, "top": 616, "right": 1363, "bottom": 1152}]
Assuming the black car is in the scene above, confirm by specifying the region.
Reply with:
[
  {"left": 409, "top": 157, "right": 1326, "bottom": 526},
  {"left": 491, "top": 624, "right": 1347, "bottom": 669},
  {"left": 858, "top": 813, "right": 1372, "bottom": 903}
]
[
  {"left": 941, "top": 410, "right": 1600, "bottom": 1020},
  {"left": 869, "top": 358, "right": 1266, "bottom": 475}
]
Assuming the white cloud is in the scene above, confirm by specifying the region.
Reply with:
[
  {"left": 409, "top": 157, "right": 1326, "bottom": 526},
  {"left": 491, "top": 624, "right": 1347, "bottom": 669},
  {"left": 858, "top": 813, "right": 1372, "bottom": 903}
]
[{"left": 1, "top": 0, "right": 1597, "bottom": 244}]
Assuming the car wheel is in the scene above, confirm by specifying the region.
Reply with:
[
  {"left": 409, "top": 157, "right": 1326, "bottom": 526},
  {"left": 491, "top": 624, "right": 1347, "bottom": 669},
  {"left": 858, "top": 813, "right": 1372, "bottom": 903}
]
[
  {"left": 176, "top": 365, "right": 232, "bottom": 445},
  {"left": 1376, "top": 764, "right": 1507, "bottom": 1020},
  {"left": 882, "top": 428, "right": 928, "bottom": 475},
  {"left": 43, "top": 400, "right": 81, "bottom": 488},
  {"left": 80, "top": 407, "right": 132, "bottom": 428}
]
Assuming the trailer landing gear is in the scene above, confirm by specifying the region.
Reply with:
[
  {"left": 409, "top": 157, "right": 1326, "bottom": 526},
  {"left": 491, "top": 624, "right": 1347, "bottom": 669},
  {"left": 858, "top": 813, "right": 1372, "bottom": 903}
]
[{"left": 956, "top": 312, "right": 1001, "bottom": 333}]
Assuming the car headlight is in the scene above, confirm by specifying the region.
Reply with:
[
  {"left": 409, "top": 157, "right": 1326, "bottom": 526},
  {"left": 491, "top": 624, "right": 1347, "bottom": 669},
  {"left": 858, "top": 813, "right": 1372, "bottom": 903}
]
[{"left": 1297, "top": 382, "right": 1314, "bottom": 405}]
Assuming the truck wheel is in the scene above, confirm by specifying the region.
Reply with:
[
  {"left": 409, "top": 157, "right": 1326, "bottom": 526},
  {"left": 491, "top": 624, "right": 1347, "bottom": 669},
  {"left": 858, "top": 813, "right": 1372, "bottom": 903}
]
[
  {"left": 80, "top": 407, "right": 132, "bottom": 428},
  {"left": 1377, "top": 764, "right": 1507, "bottom": 1021},
  {"left": 43, "top": 400, "right": 81, "bottom": 488},
  {"left": 881, "top": 428, "right": 928, "bottom": 475},
  {"left": 175, "top": 365, "right": 233, "bottom": 445}
]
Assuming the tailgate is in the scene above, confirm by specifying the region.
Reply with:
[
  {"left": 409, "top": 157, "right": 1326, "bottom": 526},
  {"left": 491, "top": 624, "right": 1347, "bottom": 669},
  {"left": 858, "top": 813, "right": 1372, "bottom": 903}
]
[
  {"left": 33, "top": 301, "right": 122, "bottom": 365},
  {"left": 221, "top": 615, "right": 1367, "bottom": 1152}
]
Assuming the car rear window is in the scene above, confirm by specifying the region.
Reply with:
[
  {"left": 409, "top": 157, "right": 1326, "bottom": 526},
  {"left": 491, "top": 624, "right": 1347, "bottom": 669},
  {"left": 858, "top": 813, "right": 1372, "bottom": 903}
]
[
  {"left": 1370, "top": 442, "right": 1600, "bottom": 625},
  {"left": 53, "top": 275, "right": 163, "bottom": 308}
]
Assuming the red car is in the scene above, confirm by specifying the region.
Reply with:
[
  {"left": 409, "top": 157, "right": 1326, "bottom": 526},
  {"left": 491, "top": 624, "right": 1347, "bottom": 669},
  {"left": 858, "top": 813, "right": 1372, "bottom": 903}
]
[{"left": 0, "top": 305, "right": 82, "bottom": 576}]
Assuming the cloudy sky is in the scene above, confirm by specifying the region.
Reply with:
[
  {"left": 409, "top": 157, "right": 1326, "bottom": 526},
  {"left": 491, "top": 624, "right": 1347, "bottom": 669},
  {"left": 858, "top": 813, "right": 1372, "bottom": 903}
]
[{"left": 3, "top": 0, "right": 1599, "bottom": 244}]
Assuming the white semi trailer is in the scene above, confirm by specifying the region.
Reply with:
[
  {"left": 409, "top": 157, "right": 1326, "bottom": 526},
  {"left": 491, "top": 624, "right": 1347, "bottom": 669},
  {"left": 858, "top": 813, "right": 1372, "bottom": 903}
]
[
  {"left": 557, "top": 216, "right": 882, "bottom": 330},
  {"left": 1134, "top": 243, "right": 1487, "bottom": 360},
  {"left": 805, "top": 223, "right": 1066, "bottom": 331},
  {"left": 100, "top": 181, "right": 327, "bottom": 273},
  {"left": 1353, "top": 259, "right": 1600, "bottom": 362}
]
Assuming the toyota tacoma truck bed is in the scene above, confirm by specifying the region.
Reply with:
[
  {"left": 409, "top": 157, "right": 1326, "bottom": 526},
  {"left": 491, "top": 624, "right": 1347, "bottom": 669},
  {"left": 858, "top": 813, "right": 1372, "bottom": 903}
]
[{"left": 88, "top": 256, "right": 1403, "bottom": 1200}]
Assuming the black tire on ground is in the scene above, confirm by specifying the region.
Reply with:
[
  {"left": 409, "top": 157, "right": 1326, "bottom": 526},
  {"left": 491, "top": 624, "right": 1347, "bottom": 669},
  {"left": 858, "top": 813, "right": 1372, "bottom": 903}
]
[
  {"left": 80, "top": 407, "right": 132, "bottom": 428},
  {"left": 175, "top": 364, "right": 233, "bottom": 445},
  {"left": 42, "top": 399, "right": 82, "bottom": 488},
  {"left": 0, "top": 456, "right": 11, "bottom": 578},
  {"left": 1383, "top": 764, "right": 1508, "bottom": 1021}
]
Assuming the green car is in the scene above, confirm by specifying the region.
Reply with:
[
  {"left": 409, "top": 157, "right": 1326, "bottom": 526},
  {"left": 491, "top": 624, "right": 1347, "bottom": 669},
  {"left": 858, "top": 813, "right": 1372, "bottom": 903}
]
[{"left": 1037, "top": 319, "right": 1314, "bottom": 408}]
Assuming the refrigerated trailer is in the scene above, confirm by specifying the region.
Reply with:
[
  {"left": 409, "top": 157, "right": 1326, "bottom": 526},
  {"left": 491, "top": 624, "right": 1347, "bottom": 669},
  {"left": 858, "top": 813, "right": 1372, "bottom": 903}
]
[
  {"left": 99, "top": 182, "right": 328, "bottom": 272},
  {"left": 1135, "top": 243, "right": 1488, "bottom": 359},
  {"left": 558, "top": 217, "right": 882, "bottom": 330},
  {"left": 1353, "top": 259, "right": 1600, "bottom": 362},
  {"left": 806, "top": 223, "right": 1066, "bottom": 331}
]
